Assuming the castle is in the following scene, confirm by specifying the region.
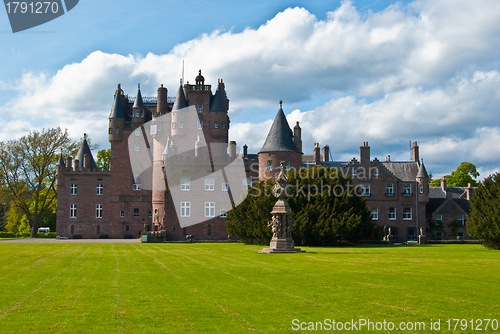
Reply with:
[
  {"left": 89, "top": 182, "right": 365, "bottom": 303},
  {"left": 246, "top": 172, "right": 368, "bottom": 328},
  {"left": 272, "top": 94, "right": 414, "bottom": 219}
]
[{"left": 56, "top": 71, "right": 473, "bottom": 242}]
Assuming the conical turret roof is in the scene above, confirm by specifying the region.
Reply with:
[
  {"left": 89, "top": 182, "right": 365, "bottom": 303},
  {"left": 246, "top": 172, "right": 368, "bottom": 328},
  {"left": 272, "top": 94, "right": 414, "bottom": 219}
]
[
  {"left": 57, "top": 153, "right": 65, "bottom": 166},
  {"left": 172, "top": 85, "right": 188, "bottom": 111},
  {"left": 210, "top": 81, "right": 226, "bottom": 112},
  {"left": 75, "top": 134, "right": 96, "bottom": 169},
  {"left": 109, "top": 84, "right": 125, "bottom": 118},
  {"left": 162, "top": 136, "right": 174, "bottom": 156},
  {"left": 417, "top": 161, "right": 429, "bottom": 178},
  {"left": 259, "top": 102, "right": 300, "bottom": 153},
  {"left": 133, "top": 84, "right": 145, "bottom": 108}
]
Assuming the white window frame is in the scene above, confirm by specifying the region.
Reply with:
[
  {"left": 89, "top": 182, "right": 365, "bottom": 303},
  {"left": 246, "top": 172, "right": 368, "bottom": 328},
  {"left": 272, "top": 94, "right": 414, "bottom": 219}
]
[
  {"left": 120, "top": 210, "right": 125, "bottom": 218},
  {"left": 205, "top": 178, "right": 215, "bottom": 191},
  {"left": 389, "top": 207, "right": 396, "bottom": 220},
  {"left": 353, "top": 168, "right": 357, "bottom": 176},
  {"left": 180, "top": 202, "right": 191, "bottom": 217},
  {"left": 220, "top": 209, "right": 227, "bottom": 218},
  {"left": 222, "top": 182, "right": 229, "bottom": 191},
  {"left": 435, "top": 214, "right": 443, "bottom": 225},
  {"left": 115, "top": 127, "right": 119, "bottom": 134},
  {"left": 222, "top": 122, "right": 226, "bottom": 129},
  {"left": 361, "top": 184, "right": 370, "bottom": 196},
  {"left": 371, "top": 208, "right": 378, "bottom": 220},
  {"left": 179, "top": 122, "right": 184, "bottom": 129},
  {"left": 70, "top": 184, "right": 77, "bottom": 195},
  {"left": 70, "top": 204, "right": 77, "bottom": 218},
  {"left": 386, "top": 183, "right": 393, "bottom": 196},
  {"left": 133, "top": 208, "right": 140, "bottom": 218},
  {"left": 403, "top": 183, "right": 412, "bottom": 196},
  {"left": 172, "top": 122, "right": 176, "bottom": 129},
  {"left": 214, "top": 122, "right": 219, "bottom": 129},
  {"left": 198, "top": 104, "right": 203, "bottom": 113},
  {"left": 267, "top": 161, "right": 272, "bottom": 171},
  {"left": 436, "top": 231, "right": 443, "bottom": 240},
  {"left": 458, "top": 215, "right": 464, "bottom": 225},
  {"left": 135, "top": 143, "right": 140, "bottom": 152},
  {"left": 133, "top": 184, "right": 141, "bottom": 191},
  {"left": 96, "top": 184, "right": 103, "bottom": 195},
  {"left": 135, "top": 110, "right": 140, "bottom": 117},
  {"left": 204, "top": 202, "right": 215, "bottom": 217},
  {"left": 96, "top": 204, "right": 103, "bottom": 219},
  {"left": 373, "top": 168, "right": 379, "bottom": 176},
  {"left": 403, "top": 207, "right": 412, "bottom": 220},
  {"left": 181, "top": 178, "right": 190, "bottom": 191},
  {"left": 135, "top": 128, "right": 141, "bottom": 136}
]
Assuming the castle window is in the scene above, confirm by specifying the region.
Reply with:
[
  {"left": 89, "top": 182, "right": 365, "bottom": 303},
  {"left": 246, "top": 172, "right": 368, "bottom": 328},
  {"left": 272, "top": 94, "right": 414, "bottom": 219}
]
[
  {"left": 373, "top": 168, "right": 379, "bottom": 177},
  {"left": 135, "top": 110, "right": 140, "bottom": 117},
  {"left": 135, "top": 143, "right": 140, "bottom": 151},
  {"left": 205, "top": 178, "right": 214, "bottom": 191},
  {"left": 389, "top": 207, "right": 396, "bottom": 220},
  {"left": 70, "top": 184, "right": 77, "bottom": 195},
  {"left": 458, "top": 215, "right": 464, "bottom": 225},
  {"left": 198, "top": 104, "right": 203, "bottom": 113},
  {"left": 222, "top": 122, "right": 226, "bottom": 129},
  {"left": 420, "top": 185, "right": 424, "bottom": 193},
  {"left": 96, "top": 184, "right": 103, "bottom": 195},
  {"left": 120, "top": 210, "right": 125, "bottom": 218},
  {"left": 180, "top": 202, "right": 190, "bottom": 217},
  {"left": 109, "top": 128, "right": 112, "bottom": 134},
  {"left": 403, "top": 207, "right": 412, "bottom": 220},
  {"left": 197, "top": 121, "right": 203, "bottom": 129},
  {"left": 353, "top": 168, "right": 357, "bottom": 176},
  {"left": 135, "top": 128, "right": 141, "bottom": 136},
  {"left": 148, "top": 210, "right": 152, "bottom": 218},
  {"left": 115, "top": 127, "right": 119, "bottom": 134},
  {"left": 214, "top": 122, "right": 219, "bottom": 129},
  {"left": 133, "top": 208, "right": 140, "bottom": 218},
  {"left": 402, "top": 184, "right": 412, "bottom": 196},
  {"left": 204, "top": 202, "right": 215, "bottom": 217},
  {"left": 371, "top": 208, "right": 378, "bottom": 220},
  {"left": 70, "top": 204, "right": 77, "bottom": 218},
  {"left": 150, "top": 124, "right": 157, "bottom": 135},
  {"left": 267, "top": 161, "right": 272, "bottom": 171},
  {"left": 220, "top": 209, "right": 227, "bottom": 218},
  {"left": 285, "top": 161, "right": 290, "bottom": 171},
  {"left": 407, "top": 228, "right": 416, "bottom": 241},
  {"left": 172, "top": 122, "right": 176, "bottom": 129},
  {"left": 435, "top": 214, "right": 442, "bottom": 225},
  {"left": 133, "top": 184, "right": 141, "bottom": 191},
  {"left": 179, "top": 122, "right": 184, "bottom": 129},
  {"left": 140, "top": 111, "right": 144, "bottom": 117},
  {"left": 96, "top": 204, "right": 103, "bottom": 218},
  {"left": 181, "top": 178, "right": 190, "bottom": 191},
  {"left": 386, "top": 183, "right": 394, "bottom": 196},
  {"left": 222, "top": 182, "right": 229, "bottom": 191},
  {"left": 360, "top": 184, "right": 370, "bottom": 196}
]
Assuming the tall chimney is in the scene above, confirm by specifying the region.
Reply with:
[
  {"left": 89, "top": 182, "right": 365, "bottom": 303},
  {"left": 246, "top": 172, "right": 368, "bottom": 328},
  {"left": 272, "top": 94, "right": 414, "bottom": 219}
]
[
  {"left": 314, "top": 143, "right": 320, "bottom": 165},
  {"left": 243, "top": 144, "right": 248, "bottom": 158},
  {"left": 322, "top": 145, "right": 330, "bottom": 162},
  {"left": 83, "top": 153, "right": 90, "bottom": 169},
  {"left": 441, "top": 176, "right": 447, "bottom": 192},
  {"left": 466, "top": 182, "right": 472, "bottom": 201},
  {"left": 157, "top": 84, "right": 168, "bottom": 116},
  {"left": 294, "top": 121, "right": 302, "bottom": 153},
  {"left": 360, "top": 141, "right": 370, "bottom": 165},
  {"left": 66, "top": 156, "right": 72, "bottom": 169},
  {"left": 73, "top": 159, "right": 79, "bottom": 171},
  {"left": 411, "top": 141, "right": 419, "bottom": 162},
  {"left": 229, "top": 141, "right": 237, "bottom": 158}
]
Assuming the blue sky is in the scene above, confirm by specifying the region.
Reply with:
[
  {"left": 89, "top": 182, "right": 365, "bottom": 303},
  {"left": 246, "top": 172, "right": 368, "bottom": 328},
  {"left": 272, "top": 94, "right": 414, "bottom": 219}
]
[{"left": 1, "top": 0, "right": 500, "bottom": 180}]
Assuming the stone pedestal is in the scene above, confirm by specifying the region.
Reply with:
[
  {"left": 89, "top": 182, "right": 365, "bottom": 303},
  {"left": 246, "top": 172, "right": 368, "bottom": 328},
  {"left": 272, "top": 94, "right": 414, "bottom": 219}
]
[{"left": 418, "top": 235, "right": 426, "bottom": 245}]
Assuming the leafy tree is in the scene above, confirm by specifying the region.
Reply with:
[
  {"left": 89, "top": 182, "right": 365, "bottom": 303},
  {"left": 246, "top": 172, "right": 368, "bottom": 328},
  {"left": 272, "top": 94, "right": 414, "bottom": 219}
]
[
  {"left": 467, "top": 173, "right": 500, "bottom": 249},
  {"left": 429, "top": 162, "right": 480, "bottom": 187},
  {"left": 226, "top": 166, "right": 373, "bottom": 246},
  {"left": 96, "top": 148, "right": 111, "bottom": 170},
  {"left": 0, "top": 128, "right": 74, "bottom": 237}
]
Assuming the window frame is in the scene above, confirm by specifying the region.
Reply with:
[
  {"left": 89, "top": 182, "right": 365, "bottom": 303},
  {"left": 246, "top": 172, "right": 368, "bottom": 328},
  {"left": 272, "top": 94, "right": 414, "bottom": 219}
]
[
  {"left": 204, "top": 202, "right": 215, "bottom": 217},
  {"left": 133, "top": 208, "right": 140, "bottom": 218},
  {"left": 181, "top": 178, "right": 190, "bottom": 191},
  {"left": 96, "top": 184, "right": 103, "bottom": 195},
  {"left": 389, "top": 207, "right": 396, "bottom": 220},
  {"left": 403, "top": 207, "right": 412, "bottom": 220},
  {"left": 96, "top": 204, "right": 103, "bottom": 219},
  {"left": 180, "top": 202, "right": 191, "bottom": 217},
  {"left": 70, "top": 184, "right": 77, "bottom": 195},
  {"left": 371, "top": 208, "right": 378, "bottom": 220},
  {"left": 205, "top": 178, "right": 215, "bottom": 191},
  {"left": 70, "top": 204, "right": 77, "bottom": 218},
  {"left": 386, "top": 183, "right": 394, "bottom": 196}
]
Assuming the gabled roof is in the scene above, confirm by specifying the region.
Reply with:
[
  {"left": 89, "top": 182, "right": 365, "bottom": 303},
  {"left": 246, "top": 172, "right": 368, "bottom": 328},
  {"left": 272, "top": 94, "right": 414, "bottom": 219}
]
[
  {"left": 210, "top": 82, "right": 226, "bottom": 112},
  {"left": 172, "top": 85, "right": 188, "bottom": 111},
  {"left": 259, "top": 104, "right": 300, "bottom": 153},
  {"left": 133, "top": 84, "right": 145, "bottom": 109},
  {"left": 381, "top": 161, "right": 419, "bottom": 182},
  {"left": 416, "top": 162, "right": 429, "bottom": 178},
  {"left": 75, "top": 134, "right": 96, "bottom": 169},
  {"left": 109, "top": 84, "right": 125, "bottom": 119}
]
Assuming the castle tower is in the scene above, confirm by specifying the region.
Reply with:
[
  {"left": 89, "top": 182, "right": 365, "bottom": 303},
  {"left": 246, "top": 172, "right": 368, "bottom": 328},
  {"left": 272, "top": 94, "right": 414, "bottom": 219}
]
[
  {"left": 131, "top": 84, "right": 146, "bottom": 128},
  {"left": 74, "top": 134, "right": 96, "bottom": 171},
  {"left": 416, "top": 159, "right": 430, "bottom": 202},
  {"left": 258, "top": 101, "right": 302, "bottom": 181}
]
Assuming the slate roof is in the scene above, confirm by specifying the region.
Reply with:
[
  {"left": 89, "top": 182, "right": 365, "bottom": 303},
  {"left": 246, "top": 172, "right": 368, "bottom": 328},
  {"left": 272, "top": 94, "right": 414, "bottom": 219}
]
[
  {"left": 109, "top": 85, "right": 126, "bottom": 119},
  {"left": 426, "top": 198, "right": 445, "bottom": 219},
  {"left": 75, "top": 135, "right": 96, "bottom": 169},
  {"left": 381, "top": 161, "right": 419, "bottom": 182},
  {"left": 429, "top": 187, "right": 446, "bottom": 198},
  {"left": 416, "top": 162, "right": 429, "bottom": 178},
  {"left": 57, "top": 153, "right": 65, "bottom": 166},
  {"left": 133, "top": 84, "right": 145, "bottom": 109},
  {"left": 259, "top": 105, "right": 300, "bottom": 153},
  {"left": 210, "top": 82, "right": 226, "bottom": 112},
  {"left": 172, "top": 85, "right": 188, "bottom": 111}
]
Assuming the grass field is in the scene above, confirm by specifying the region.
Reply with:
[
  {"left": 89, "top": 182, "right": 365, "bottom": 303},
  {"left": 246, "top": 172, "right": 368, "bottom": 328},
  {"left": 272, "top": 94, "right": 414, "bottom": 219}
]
[{"left": 0, "top": 243, "right": 499, "bottom": 333}]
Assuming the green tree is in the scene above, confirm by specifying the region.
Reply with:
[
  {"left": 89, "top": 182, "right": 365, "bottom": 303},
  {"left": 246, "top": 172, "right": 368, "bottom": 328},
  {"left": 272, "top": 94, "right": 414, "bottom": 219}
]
[
  {"left": 467, "top": 173, "right": 500, "bottom": 249},
  {"left": 0, "top": 128, "right": 74, "bottom": 237},
  {"left": 226, "top": 167, "right": 374, "bottom": 246},
  {"left": 96, "top": 148, "right": 111, "bottom": 170},
  {"left": 429, "top": 162, "right": 480, "bottom": 187}
]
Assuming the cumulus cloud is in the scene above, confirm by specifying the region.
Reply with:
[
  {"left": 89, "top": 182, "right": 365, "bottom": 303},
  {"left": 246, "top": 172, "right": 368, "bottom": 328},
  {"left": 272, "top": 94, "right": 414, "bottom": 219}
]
[{"left": 0, "top": 0, "right": 499, "bottom": 178}]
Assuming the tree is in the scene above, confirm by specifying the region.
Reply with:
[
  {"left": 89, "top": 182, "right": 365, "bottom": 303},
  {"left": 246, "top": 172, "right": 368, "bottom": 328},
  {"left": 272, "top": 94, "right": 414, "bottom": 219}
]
[
  {"left": 0, "top": 128, "right": 74, "bottom": 237},
  {"left": 226, "top": 166, "right": 374, "bottom": 246},
  {"left": 467, "top": 173, "right": 500, "bottom": 249},
  {"left": 96, "top": 148, "right": 111, "bottom": 170},
  {"left": 429, "top": 162, "right": 480, "bottom": 187}
]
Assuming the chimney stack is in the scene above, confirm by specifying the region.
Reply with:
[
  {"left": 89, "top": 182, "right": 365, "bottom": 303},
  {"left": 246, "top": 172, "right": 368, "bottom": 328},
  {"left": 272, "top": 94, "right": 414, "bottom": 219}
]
[
  {"left": 314, "top": 143, "right": 320, "bottom": 165},
  {"left": 294, "top": 121, "right": 302, "bottom": 153},
  {"left": 229, "top": 141, "right": 237, "bottom": 158},
  {"left": 243, "top": 144, "right": 248, "bottom": 158},
  {"left": 411, "top": 141, "right": 419, "bottom": 163},
  {"left": 360, "top": 141, "right": 370, "bottom": 165},
  {"left": 466, "top": 182, "right": 472, "bottom": 201},
  {"left": 83, "top": 153, "right": 90, "bottom": 170},
  {"left": 322, "top": 145, "right": 330, "bottom": 162},
  {"left": 441, "top": 176, "right": 447, "bottom": 192},
  {"left": 157, "top": 84, "right": 168, "bottom": 116}
]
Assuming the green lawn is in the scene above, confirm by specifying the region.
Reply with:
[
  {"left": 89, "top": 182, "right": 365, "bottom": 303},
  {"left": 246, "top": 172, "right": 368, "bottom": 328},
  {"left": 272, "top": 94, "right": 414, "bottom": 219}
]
[{"left": 0, "top": 243, "right": 498, "bottom": 333}]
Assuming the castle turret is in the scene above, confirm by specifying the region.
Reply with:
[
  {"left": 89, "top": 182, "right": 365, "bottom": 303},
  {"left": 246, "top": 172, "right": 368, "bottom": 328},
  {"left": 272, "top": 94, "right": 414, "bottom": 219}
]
[
  {"left": 108, "top": 84, "right": 126, "bottom": 143},
  {"left": 132, "top": 84, "right": 145, "bottom": 127},
  {"left": 75, "top": 134, "right": 96, "bottom": 171},
  {"left": 416, "top": 159, "right": 430, "bottom": 201},
  {"left": 258, "top": 101, "right": 302, "bottom": 181}
]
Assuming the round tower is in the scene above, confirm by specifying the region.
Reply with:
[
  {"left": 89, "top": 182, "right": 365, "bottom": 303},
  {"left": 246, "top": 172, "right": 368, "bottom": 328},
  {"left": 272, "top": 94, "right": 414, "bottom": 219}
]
[{"left": 108, "top": 84, "right": 126, "bottom": 143}]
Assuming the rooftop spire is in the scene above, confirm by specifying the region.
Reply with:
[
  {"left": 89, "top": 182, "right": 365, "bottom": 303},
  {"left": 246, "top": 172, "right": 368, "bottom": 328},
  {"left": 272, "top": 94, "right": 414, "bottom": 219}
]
[
  {"left": 109, "top": 84, "right": 125, "bottom": 119},
  {"left": 209, "top": 80, "right": 227, "bottom": 112},
  {"left": 417, "top": 159, "right": 429, "bottom": 178},
  {"left": 75, "top": 134, "right": 96, "bottom": 169},
  {"left": 259, "top": 102, "right": 300, "bottom": 153},
  {"left": 172, "top": 84, "right": 188, "bottom": 111},
  {"left": 133, "top": 83, "right": 145, "bottom": 109}
]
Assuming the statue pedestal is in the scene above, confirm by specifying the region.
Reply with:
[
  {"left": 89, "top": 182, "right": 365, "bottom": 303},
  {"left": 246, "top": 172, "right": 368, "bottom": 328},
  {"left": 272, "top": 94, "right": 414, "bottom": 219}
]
[{"left": 418, "top": 235, "right": 426, "bottom": 245}]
